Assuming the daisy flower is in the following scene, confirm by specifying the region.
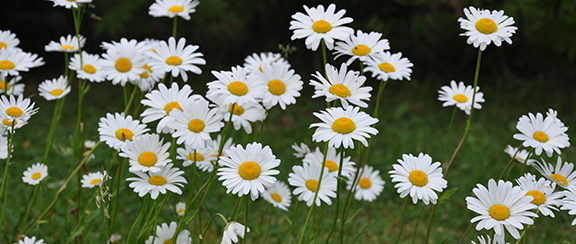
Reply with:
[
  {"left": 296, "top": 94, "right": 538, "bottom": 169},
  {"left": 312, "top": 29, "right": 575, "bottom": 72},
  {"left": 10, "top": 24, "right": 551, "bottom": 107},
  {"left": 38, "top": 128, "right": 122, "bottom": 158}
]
[
  {"left": 100, "top": 38, "right": 148, "bottom": 86},
  {"left": 217, "top": 142, "right": 280, "bottom": 200},
  {"left": 0, "top": 135, "right": 11, "bottom": 159},
  {"left": 532, "top": 157, "right": 576, "bottom": 188},
  {"left": 0, "top": 30, "right": 20, "bottom": 50},
  {"left": 98, "top": 112, "right": 150, "bottom": 151},
  {"left": 0, "top": 94, "right": 38, "bottom": 122},
  {"left": 291, "top": 142, "right": 311, "bottom": 158},
  {"left": 364, "top": 51, "right": 413, "bottom": 81},
  {"left": 310, "top": 105, "right": 379, "bottom": 149},
  {"left": 262, "top": 181, "right": 292, "bottom": 211},
  {"left": 288, "top": 162, "right": 337, "bottom": 207},
  {"left": 303, "top": 146, "right": 356, "bottom": 178},
  {"left": 561, "top": 185, "right": 576, "bottom": 225},
  {"left": 243, "top": 52, "right": 290, "bottom": 73},
  {"left": 458, "top": 6, "right": 518, "bottom": 51},
  {"left": 438, "top": 80, "right": 485, "bottom": 115},
  {"left": 389, "top": 153, "right": 448, "bottom": 204},
  {"left": 466, "top": 179, "right": 537, "bottom": 243},
  {"left": 146, "top": 37, "right": 205, "bottom": 82},
  {"left": 120, "top": 133, "right": 172, "bottom": 173},
  {"left": 471, "top": 235, "right": 509, "bottom": 244},
  {"left": 221, "top": 222, "right": 250, "bottom": 244},
  {"left": 176, "top": 143, "right": 216, "bottom": 169},
  {"left": 0, "top": 48, "right": 44, "bottom": 77},
  {"left": 81, "top": 171, "right": 107, "bottom": 189},
  {"left": 49, "top": 0, "right": 92, "bottom": 9},
  {"left": 516, "top": 173, "right": 563, "bottom": 217},
  {"left": 109, "top": 234, "right": 122, "bottom": 243},
  {"left": 258, "top": 62, "right": 303, "bottom": 110},
  {"left": 503, "top": 145, "right": 534, "bottom": 165},
  {"left": 346, "top": 165, "right": 385, "bottom": 202},
  {"left": 310, "top": 63, "right": 372, "bottom": 108},
  {"left": 175, "top": 202, "right": 186, "bottom": 216},
  {"left": 141, "top": 83, "right": 193, "bottom": 133},
  {"left": 126, "top": 163, "right": 187, "bottom": 199},
  {"left": 0, "top": 75, "right": 25, "bottom": 96},
  {"left": 513, "top": 112, "right": 570, "bottom": 157},
  {"left": 207, "top": 66, "right": 267, "bottom": 107},
  {"left": 148, "top": 0, "right": 200, "bottom": 20},
  {"left": 546, "top": 108, "right": 565, "bottom": 126},
  {"left": 145, "top": 221, "right": 192, "bottom": 244},
  {"left": 334, "top": 30, "right": 390, "bottom": 65},
  {"left": 15, "top": 236, "right": 45, "bottom": 244},
  {"left": 289, "top": 4, "right": 354, "bottom": 51},
  {"left": 212, "top": 98, "right": 266, "bottom": 134},
  {"left": 211, "top": 135, "right": 235, "bottom": 163},
  {"left": 44, "top": 34, "right": 85, "bottom": 53},
  {"left": 134, "top": 63, "right": 163, "bottom": 92},
  {"left": 167, "top": 97, "right": 224, "bottom": 149},
  {"left": 22, "top": 163, "right": 48, "bottom": 186},
  {"left": 69, "top": 51, "right": 106, "bottom": 83},
  {"left": 38, "top": 75, "right": 71, "bottom": 101}
]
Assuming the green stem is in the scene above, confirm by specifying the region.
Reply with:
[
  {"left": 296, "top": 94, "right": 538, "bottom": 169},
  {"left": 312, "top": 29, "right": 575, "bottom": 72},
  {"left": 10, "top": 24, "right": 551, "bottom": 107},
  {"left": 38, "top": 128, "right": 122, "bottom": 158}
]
[
  {"left": 242, "top": 195, "right": 249, "bottom": 244},
  {"left": 518, "top": 149, "right": 534, "bottom": 177},
  {"left": 441, "top": 107, "right": 458, "bottom": 163},
  {"left": 514, "top": 215, "right": 537, "bottom": 244},
  {"left": 324, "top": 147, "right": 344, "bottom": 244},
  {"left": 108, "top": 156, "right": 124, "bottom": 233},
  {"left": 498, "top": 145, "right": 524, "bottom": 181},
  {"left": 67, "top": 189, "right": 99, "bottom": 244},
  {"left": 283, "top": 200, "right": 300, "bottom": 244},
  {"left": 231, "top": 196, "right": 243, "bottom": 221},
  {"left": 394, "top": 198, "right": 410, "bottom": 244},
  {"left": 198, "top": 213, "right": 226, "bottom": 244},
  {"left": 456, "top": 223, "right": 473, "bottom": 244},
  {"left": 321, "top": 39, "right": 328, "bottom": 72},
  {"left": 126, "top": 197, "right": 148, "bottom": 244},
  {"left": 410, "top": 204, "right": 425, "bottom": 244},
  {"left": 173, "top": 17, "right": 178, "bottom": 38},
  {"left": 124, "top": 84, "right": 139, "bottom": 114},
  {"left": 0, "top": 129, "right": 14, "bottom": 226},
  {"left": 424, "top": 203, "right": 438, "bottom": 243},
  {"left": 147, "top": 194, "right": 170, "bottom": 243},
  {"left": 19, "top": 185, "right": 39, "bottom": 233},
  {"left": 43, "top": 96, "right": 66, "bottom": 165}
]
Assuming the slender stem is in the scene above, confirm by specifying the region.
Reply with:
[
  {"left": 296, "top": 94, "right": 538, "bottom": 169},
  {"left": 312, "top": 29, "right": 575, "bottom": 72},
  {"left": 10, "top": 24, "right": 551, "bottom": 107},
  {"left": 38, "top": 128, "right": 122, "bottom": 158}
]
[
  {"left": 359, "top": 61, "right": 364, "bottom": 76},
  {"left": 441, "top": 107, "right": 458, "bottom": 163},
  {"left": 514, "top": 215, "right": 538, "bottom": 244},
  {"left": 394, "top": 198, "right": 410, "bottom": 244},
  {"left": 424, "top": 203, "right": 438, "bottom": 243},
  {"left": 372, "top": 79, "right": 389, "bottom": 119},
  {"left": 198, "top": 214, "right": 222, "bottom": 244},
  {"left": 66, "top": 189, "right": 99, "bottom": 244},
  {"left": 324, "top": 147, "right": 344, "bottom": 244},
  {"left": 498, "top": 145, "right": 524, "bottom": 180},
  {"left": 242, "top": 195, "right": 249, "bottom": 244},
  {"left": 147, "top": 194, "right": 170, "bottom": 244},
  {"left": 518, "top": 149, "right": 534, "bottom": 177},
  {"left": 321, "top": 39, "right": 328, "bottom": 71},
  {"left": 231, "top": 196, "right": 243, "bottom": 221},
  {"left": 126, "top": 197, "right": 148, "bottom": 244},
  {"left": 0, "top": 129, "right": 14, "bottom": 226},
  {"left": 42, "top": 97, "right": 66, "bottom": 165},
  {"left": 283, "top": 200, "right": 300, "bottom": 244},
  {"left": 456, "top": 223, "right": 474, "bottom": 244},
  {"left": 108, "top": 156, "right": 124, "bottom": 233},
  {"left": 124, "top": 84, "right": 139, "bottom": 114},
  {"left": 410, "top": 204, "right": 425, "bottom": 244},
  {"left": 173, "top": 17, "right": 178, "bottom": 38},
  {"left": 19, "top": 185, "right": 39, "bottom": 233}
]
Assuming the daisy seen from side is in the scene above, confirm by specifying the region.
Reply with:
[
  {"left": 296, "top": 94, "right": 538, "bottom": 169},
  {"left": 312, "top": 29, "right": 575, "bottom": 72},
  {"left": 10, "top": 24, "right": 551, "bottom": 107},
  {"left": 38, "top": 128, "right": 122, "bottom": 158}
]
[
  {"left": 22, "top": 163, "right": 48, "bottom": 186},
  {"left": 98, "top": 112, "right": 150, "bottom": 151},
  {"left": 389, "top": 153, "right": 447, "bottom": 204},
  {"left": 175, "top": 202, "right": 186, "bottom": 217},
  {"left": 120, "top": 133, "right": 172, "bottom": 173},
  {"left": 334, "top": 30, "right": 390, "bottom": 65},
  {"left": 0, "top": 48, "right": 44, "bottom": 77},
  {"left": 364, "top": 51, "right": 413, "bottom": 81},
  {"left": 69, "top": 51, "right": 106, "bottom": 83},
  {"left": 532, "top": 157, "right": 576, "bottom": 188},
  {"left": 310, "top": 63, "right": 372, "bottom": 108},
  {"left": 561, "top": 185, "right": 576, "bottom": 225},
  {"left": 438, "top": 80, "right": 485, "bottom": 115},
  {"left": 516, "top": 173, "right": 563, "bottom": 217},
  {"left": 81, "top": 171, "right": 107, "bottom": 189},
  {"left": 262, "top": 180, "right": 292, "bottom": 211},
  {"left": 145, "top": 221, "right": 192, "bottom": 244},
  {"left": 259, "top": 62, "right": 303, "bottom": 110},
  {"left": 44, "top": 34, "right": 85, "bottom": 53},
  {"left": 127, "top": 163, "right": 187, "bottom": 199},
  {"left": 310, "top": 105, "right": 378, "bottom": 149},
  {"left": 38, "top": 75, "right": 71, "bottom": 101},
  {"left": 288, "top": 162, "right": 337, "bottom": 207},
  {"left": 513, "top": 112, "right": 570, "bottom": 157},
  {"left": 289, "top": 4, "right": 353, "bottom": 51},
  {"left": 346, "top": 164, "right": 385, "bottom": 202},
  {"left": 141, "top": 83, "right": 193, "bottom": 133},
  {"left": 148, "top": 0, "right": 200, "bottom": 20},
  {"left": 302, "top": 146, "right": 356, "bottom": 178},
  {"left": 146, "top": 36, "right": 205, "bottom": 82},
  {"left": 291, "top": 142, "right": 311, "bottom": 158},
  {"left": 167, "top": 96, "right": 224, "bottom": 149},
  {"left": 207, "top": 66, "right": 266, "bottom": 107},
  {"left": 458, "top": 6, "right": 518, "bottom": 51},
  {"left": 49, "top": 0, "right": 92, "bottom": 9},
  {"left": 221, "top": 222, "right": 250, "bottom": 244},
  {"left": 0, "top": 30, "right": 20, "bottom": 50},
  {"left": 0, "top": 75, "right": 25, "bottom": 96},
  {"left": 503, "top": 145, "right": 533, "bottom": 165}
]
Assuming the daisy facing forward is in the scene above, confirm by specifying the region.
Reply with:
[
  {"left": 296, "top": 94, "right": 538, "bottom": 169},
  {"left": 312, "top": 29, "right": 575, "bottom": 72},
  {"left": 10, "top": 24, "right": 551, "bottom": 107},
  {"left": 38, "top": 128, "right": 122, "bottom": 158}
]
[
  {"left": 22, "top": 163, "right": 48, "bottom": 186},
  {"left": 310, "top": 63, "right": 372, "bottom": 108},
  {"left": 0, "top": 75, "right": 24, "bottom": 96},
  {"left": 69, "top": 51, "right": 106, "bottom": 83},
  {"left": 145, "top": 221, "right": 192, "bottom": 244},
  {"left": 221, "top": 222, "right": 250, "bottom": 244},
  {"left": 532, "top": 157, "right": 576, "bottom": 188},
  {"left": 148, "top": 0, "right": 200, "bottom": 20},
  {"left": 98, "top": 112, "right": 150, "bottom": 151},
  {"left": 0, "top": 48, "right": 44, "bottom": 77},
  {"left": 140, "top": 83, "right": 193, "bottom": 133},
  {"left": 100, "top": 38, "right": 148, "bottom": 86},
  {"left": 126, "top": 163, "right": 187, "bottom": 199},
  {"left": 516, "top": 173, "right": 563, "bottom": 217},
  {"left": 0, "top": 95, "right": 38, "bottom": 128},
  {"left": 44, "top": 34, "right": 85, "bottom": 53},
  {"left": 0, "top": 30, "right": 20, "bottom": 50},
  {"left": 289, "top": 4, "right": 354, "bottom": 51},
  {"left": 310, "top": 105, "right": 378, "bottom": 149},
  {"left": 513, "top": 112, "right": 570, "bottom": 157},
  {"left": 262, "top": 181, "right": 292, "bottom": 211},
  {"left": 466, "top": 179, "right": 537, "bottom": 243},
  {"left": 458, "top": 6, "right": 518, "bottom": 51},
  {"left": 333, "top": 30, "right": 390, "bottom": 65},
  {"left": 346, "top": 165, "right": 385, "bottom": 202},
  {"left": 389, "top": 153, "right": 447, "bottom": 204},
  {"left": 438, "top": 80, "right": 484, "bottom": 115},
  {"left": 364, "top": 51, "right": 413, "bottom": 81},
  {"left": 207, "top": 66, "right": 266, "bottom": 107},
  {"left": 168, "top": 97, "right": 224, "bottom": 149},
  {"left": 38, "top": 75, "right": 71, "bottom": 101},
  {"left": 120, "top": 133, "right": 172, "bottom": 173},
  {"left": 146, "top": 36, "right": 205, "bottom": 82},
  {"left": 258, "top": 62, "right": 303, "bottom": 110},
  {"left": 217, "top": 142, "right": 280, "bottom": 200},
  {"left": 81, "top": 171, "right": 107, "bottom": 189},
  {"left": 288, "top": 162, "right": 337, "bottom": 207},
  {"left": 176, "top": 143, "right": 216, "bottom": 170}
]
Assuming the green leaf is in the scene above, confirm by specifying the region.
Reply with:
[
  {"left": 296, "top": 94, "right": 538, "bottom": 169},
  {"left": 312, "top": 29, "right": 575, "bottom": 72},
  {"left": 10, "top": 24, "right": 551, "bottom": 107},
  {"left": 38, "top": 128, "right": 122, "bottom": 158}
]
[
  {"left": 438, "top": 188, "right": 458, "bottom": 204},
  {"left": 284, "top": 215, "right": 292, "bottom": 225}
]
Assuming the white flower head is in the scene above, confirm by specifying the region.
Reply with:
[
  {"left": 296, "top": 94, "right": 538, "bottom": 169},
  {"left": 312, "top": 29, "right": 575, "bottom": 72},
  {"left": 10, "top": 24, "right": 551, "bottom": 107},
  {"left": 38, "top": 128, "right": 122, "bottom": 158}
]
[
  {"left": 288, "top": 163, "right": 337, "bottom": 207},
  {"left": 100, "top": 38, "right": 148, "bottom": 86},
  {"left": 175, "top": 202, "right": 186, "bottom": 217},
  {"left": 334, "top": 30, "right": 390, "bottom": 65},
  {"left": 44, "top": 34, "right": 85, "bottom": 53},
  {"left": 364, "top": 51, "right": 413, "bottom": 81},
  {"left": 167, "top": 96, "right": 224, "bottom": 149},
  {"left": 126, "top": 163, "right": 187, "bottom": 199},
  {"left": 516, "top": 173, "right": 564, "bottom": 217},
  {"left": 212, "top": 97, "right": 266, "bottom": 135},
  {"left": 81, "top": 171, "right": 108, "bottom": 189},
  {"left": 145, "top": 36, "right": 205, "bottom": 81},
  {"left": 310, "top": 63, "right": 372, "bottom": 108},
  {"left": 207, "top": 66, "right": 267, "bottom": 107},
  {"left": 513, "top": 112, "right": 570, "bottom": 157},
  {"left": 22, "top": 163, "right": 48, "bottom": 186},
  {"left": 243, "top": 52, "right": 290, "bottom": 74},
  {"left": 458, "top": 6, "right": 518, "bottom": 50},
  {"left": 310, "top": 105, "right": 379, "bottom": 149},
  {"left": 15, "top": 236, "right": 45, "bottom": 244},
  {"left": 346, "top": 165, "right": 385, "bottom": 202},
  {"left": 503, "top": 145, "right": 533, "bottom": 165},
  {"left": 176, "top": 143, "right": 216, "bottom": 170},
  {"left": 471, "top": 235, "right": 509, "bottom": 244},
  {"left": 0, "top": 75, "right": 24, "bottom": 96},
  {"left": 69, "top": 51, "right": 106, "bottom": 83},
  {"left": 289, "top": 4, "right": 354, "bottom": 51},
  {"left": 149, "top": 0, "right": 200, "bottom": 20},
  {"left": 561, "top": 185, "right": 576, "bottom": 225},
  {"left": 221, "top": 222, "right": 250, "bottom": 244},
  {"left": 38, "top": 75, "right": 71, "bottom": 101},
  {"left": 302, "top": 146, "right": 356, "bottom": 178},
  {"left": 0, "top": 30, "right": 20, "bottom": 50},
  {"left": 120, "top": 133, "right": 172, "bottom": 173},
  {"left": 291, "top": 142, "right": 311, "bottom": 158},
  {"left": 532, "top": 157, "right": 576, "bottom": 188},
  {"left": 0, "top": 48, "right": 44, "bottom": 77},
  {"left": 262, "top": 181, "right": 292, "bottom": 211},
  {"left": 0, "top": 95, "right": 38, "bottom": 131},
  {"left": 98, "top": 112, "right": 150, "bottom": 151},
  {"left": 141, "top": 83, "right": 193, "bottom": 133},
  {"left": 145, "top": 221, "right": 192, "bottom": 244},
  {"left": 49, "top": 0, "right": 92, "bottom": 9},
  {"left": 259, "top": 62, "right": 303, "bottom": 110},
  {"left": 438, "top": 80, "right": 484, "bottom": 115}
]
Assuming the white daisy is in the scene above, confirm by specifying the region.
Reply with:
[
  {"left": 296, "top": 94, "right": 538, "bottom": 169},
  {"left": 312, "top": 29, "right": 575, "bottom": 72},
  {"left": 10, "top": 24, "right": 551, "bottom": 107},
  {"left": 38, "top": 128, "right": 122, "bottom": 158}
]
[
  {"left": 346, "top": 165, "right": 385, "bottom": 202},
  {"left": 109, "top": 234, "right": 122, "bottom": 243},
  {"left": 303, "top": 146, "right": 356, "bottom": 178},
  {"left": 207, "top": 66, "right": 267, "bottom": 107},
  {"left": 310, "top": 105, "right": 379, "bottom": 149},
  {"left": 389, "top": 153, "right": 448, "bottom": 205},
  {"left": 471, "top": 235, "right": 509, "bottom": 244},
  {"left": 69, "top": 51, "right": 106, "bottom": 83},
  {"left": 81, "top": 171, "right": 107, "bottom": 189},
  {"left": 243, "top": 52, "right": 290, "bottom": 73},
  {"left": 134, "top": 63, "right": 163, "bottom": 92},
  {"left": 0, "top": 48, "right": 44, "bottom": 77},
  {"left": 289, "top": 4, "right": 354, "bottom": 51},
  {"left": 49, "top": 0, "right": 92, "bottom": 9},
  {"left": 0, "top": 135, "right": 11, "bottom": 159},
  {"left": 15, "top": 236, "right": 45, "bottom": 244},
  {"left": 364, "top": 51, "right": 413, "bottom": 81},
  {"left": 145, "top": 221, "right": 192, "bottom": 244},
  {"left": 126, "top": 163, "right": 187, "bottom": 199},
  {"left": 288, "top": 162, "right": 337, "bottom": 207},
  {"left": 291, "top": 142, "right": 311, "bottom": 158},
  {"left": 513, "top": 112, "right": 570, "bottom": 157},
  {"left": 466, "top": 179, "right": 537, "bottom": 243},
  {"left": 458, "top": 6, "right": 518, "bottom": 51},
  {"left": 175, "top": 202, "right": 186, "bottom": 217},
  {"left": 44, "top": 34, "right": 85, "bottom": 53},
  {"left": 120, "top": 133, "right": 172, "bottom": 173},
  {"left": 98, "top": 112, "right": 150, "bottom": 151},
  {"left": 0, "top": 75, "right": 25, "bottom": 96},
  {"left": 167, "top": 97, "right": 224, "bottom": 149},
  {"left": 516, "top": 173, "right": 563, "bottom": 217},
  {"left": 0, "top": 94, "right": 38, "bottom": 122},
  {"left": 546, "top": 108, "right": 565, "bottom": 126},
  {"left": 259, "top": 62, "right": 303, "bottom": 110},
  {"left": 221, "top": 222, "right": 250, "bottom": 244},
  {"left": 262, "top": 181, "right": 292, "bottom": 211},
  {"left": 532, "top": 157, "right": 576, "bottom": 188},
  {"left": 310, "top": 63, "right": 372, "bottom": 108},
  {"left": 334, "top": 30, "right": 390, "bottom": 65},
  {"left": 503, "top": 145, "right": 535, "bottom": 166},
  {"left": 22, "top": 163, "right": 48, "bottom": 186},
  {"left": 561, "top": 185, "right": 576, "bottom": 225},
  {"left": 141, "top": 83, "right": 193, "bottom": 133},
  {"left": 148, "top": 0, "right": 200, "bottom": 20},
  {"left": 211, "top": 135, "right": 234, "bottom": 164},
  {"left": 38, "top": 75, "right": 71, "bottom": 101},
  {"left": 0, "top": 30, "right": 20, "bottom": 50},
  {"left": 146, "top": 37, "right": 205, "bottom": 81},
  {"left": 100, "top": 38, "right": 148, "bottom": 86},
  {"left": 217, "top": 142, "right": 280, "bottom": 200},
  {"left": 212, "top": 98, "right": 266, "bottom": 134},
  {"left": 176, "top": 143, "right": 216, "bottom": 169},
  {"left": 438, "top": 80, "right": 485, "bottom": 115}
]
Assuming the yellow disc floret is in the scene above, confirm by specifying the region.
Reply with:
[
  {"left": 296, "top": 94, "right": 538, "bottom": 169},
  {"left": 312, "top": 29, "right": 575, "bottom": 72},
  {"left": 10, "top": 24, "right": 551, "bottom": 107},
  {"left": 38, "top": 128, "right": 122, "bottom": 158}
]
[
  {"left": 378, "top": 63, "right": 395, "bottom": 73},
  {"left": 0, "top": 60, "right": 15, "bottom": 70},
  {"left": 332, "top": 117, "right": 356, "bottom": 134},
  {"left": 169, "top": 5, "right": 184, "bottom": 13},
  {"left": 188, "top": 119, "right": 205, "bottom": 133},
  {"left": 453, "top": 94, "right": 468, "bottom": 103},
  {"left": 323, "top": 160, "right": 339, "bottom": 172},
  {"left": 31, "top": 172, "right": 42, "bottom": 180},
  {"left": 312, "top": 20, "right": 332, "bottom": 33},
  {"left": 115, "top": 57, "right": 132, "bottom": 73},
  {"left": 6, "top": 107, "right": 23, "bottom": 117},
  {"left": 0, "top": 81, "right": 10, "bottom": 91},
  {"left": 2, "top": 119, "right": 16, "bottom": 126},
  {"left": 329, "top": 84, "right": 351, "bottom": 98},
  {"left": 352, "top": 44, "right": 371, "bottom": 56},
  {"left": 83, "top": 64, "right": 96, "bottom": 74},
  {"left": 550, "top": 174, "right": 568, "bottom": 186},
  {"left": 526, "top": 190, "right": 546, "bottom": 206},
  {"left": 408, "top": 170, "right": 428, "bottom": 187},
  {"left": 62, "top": 45, "right": 73, "bottom": 51},
  {"left": 90, "top": 178, "right": 101, "bottom": 185},
  {"left": 228, "top": 103, "right": 244, "bottom": 115},
  {"left": 115, "top": 128, "right": 134, "bottom": 141},
  {"left": 268, "top": 79, "right": 286, "bottom": 95},
  {"left": 475, "top": 18, "right": 498, "bottom": 34},
  {"left": 164, "top": 102, "right": 183, "bottom": 114},
  {"left": 149, "top": 175, "right": 167, "bottom": 186},
  {"left": 228, "top": 81, "right": 248, "bottom": 96},
  {"left": 533, "top": 131, "right": 549, "bottom": 143},
  {"left": 166, "top": 56, "right": 183, "bottom": 66},
  {"left": 271, "top": 193, "right": 282, "bottom": 203},
  {"left": 489, "top": 204, "right": 510, "bottom": 221},
  {"left": 359, "top": 177, "right": 371, "bottom": 189},
  {"left": 238, "top": 161, "right": 261, "bottom": 180},
  {"left": 0, "top": 42, "right": 6, "bottom": 49},
  {"left": 306, "top": 179, "right": 319, "bottom": 192},
  {"left": 50, "top": 89, "right": 63, "bottom": 96},
  {"left": 187, "top": 152, "right": 205, "bottom": 162},
  {"left": 163, "top": 239, "right": 172, "bottom": 244},
  {"left": 138, "top": 151, "right": 158, "bottom": 167}
]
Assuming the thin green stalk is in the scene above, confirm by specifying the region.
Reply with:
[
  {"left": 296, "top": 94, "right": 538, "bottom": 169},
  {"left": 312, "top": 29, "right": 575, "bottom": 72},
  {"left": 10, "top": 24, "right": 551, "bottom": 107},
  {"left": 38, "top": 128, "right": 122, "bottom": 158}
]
[
  {"left": 324, "top": 147, "right": 345, "bottom": 244},
  {"left": 312, "top": 206, "right": 323, "bottom": 244},
  {"left": 108, "top": 156, "right": 124, "bottom": 233},
  {"left": 410, "top": 204, "right": 425, "bottom": 244},
  {"left": 173, "top": 17, "right": 178, "bottom": 38},
  {"left": 515, "top": 214, "right": 538, "bottom": 244},
  {"left": 257, "top": 204, "right": 270, "bottom": 234},
  {"left": 19, "top": 185, "right": 39, "bottom": 233},
  {"left": 124, "top": 84, "right": 139, "bottom": 114},
  {"left": 321, "top": 39, "right": 328, "bottom": 71},
  {"left": 424, "top": 203, "right": 438, "bottom": 244},
  {"left": 67, "top": 189, "right": 99, "bottom": 244},
  {"left": 242, "top": 195, "right": 249, "bottom": 244},
  {"left": 519, "top": 149, "right": 534, "bottom": 177},
  {"left": 283, "top": 200, "right": 300, "bottom": 244},
  {"left": 359, "top": 61, "right": 364, "bottom": 76},
  {"left": 127, "top": 197, "right": 148, "bottom": 244},
  {"left": 147, "top": 194, "right": 170, "bottom": 244},
  {"left": 43, "top": 97, "right": 66, "bottom": 165},
  {"left": 441, "top": 107, "right": 458, "bottom": 163},
  {"left": 498, "top": 145, "right": 524, "bottom": 180},
  {"left": 0, "top": 128, "right": 15, "bottom": 226},
  {"left": 372, "top": 79, "right": 388, "bottom": 119},
  {"left": 456, "top": 223, "right": 474, "bottom": 244},
  {"left": 231, "top": 196, "right": 243, "bottom": 221},
  {"left": 394, "top": 198, "right": 410, "bottom": 244}
]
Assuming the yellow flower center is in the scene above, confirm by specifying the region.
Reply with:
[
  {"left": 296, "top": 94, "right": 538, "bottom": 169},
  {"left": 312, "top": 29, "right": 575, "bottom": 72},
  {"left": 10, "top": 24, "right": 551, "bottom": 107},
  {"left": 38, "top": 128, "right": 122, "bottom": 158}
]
[
  {"left": 0, "top": 42, "right": 6, "bottom": 49},
  {"left": 533, "top": 131, "right": 549, "bottom": 143},
  {"left": 268, "top": 79, "right": 286, "bottom": 95},
  {"left": 140, "top": 64, "right": 152, "bottom": 78},
  {"left": 115, "top": 128, "right": 134, "bottom": 142},
  {"left": 238, "top": 161, "right": 261, "bottom": 180},
  {"left": 306, "top": 179, "right": 318, "bottom": 192},
  {"left": 62, "top": 45, "right": 73, "bottom": 50},
  {"left": 475, "top": 18, "right": 498, "bottom": 34},
  {"left": 188, "top": 119, "right": 205, "bottom": 133},
  {"left": 149, "top": 175, "right": 167, "bottom": 186},
  {"left": 83, "top": 64, "right": 96, "bottom": 74},
  {"left": 0, "top": 60, "right": 15, "bottom": 70},
  {"left": 50, "top": 89, "right": 63, "bottom": 96},
  {"left": 115, "top": 57, "right": 132, "bottom": 73},
  {"left": 138, "top": 151, "right": 158, "bottom": 167},
  {"left": 332, "top": 117, "right": 356, "bottom": 134},
  {"left": 550, "top": 174, "right": 568, "bottom": 186},
  {"left": 408, "top": 170, "right": 428, "bottom": 187},
  {"left": 323, "top": 160, "right": 339, "bottom": 172},
  {"left": 312, "top": 20, "right": 332, "bottom": 33},
  {"left": 0, "top": 81, "right": 10, "bottom": 90},
  {"left": 2, "top": 119, "right": 16, "bottom": 126},
  {"left": 164, "top": 102, "right": 183, "bottom": 114},
  {"left": 228, "top": 81, "right": 248, "bottom": 96},
  {"left": 31, "top": 172, "right": 42, "bottom": 180},
  {"left": 6, "top": 107, "right": 23, "bottom": 117},
  {"left": 526, "top": 190, "right": 546, "bottom": 206},
  {"left": 352, "top": 44, "right": 371, "bottom": 56},
  {"left": 453, "top": 94, "right": 468, "bottom": 103},
  {"left": 177, "top": 209, "right": 184, "bottom": 214},
  {"left": 168, "top": 5, "right": 184, "bottom": 13},
  {"left": 378, "top": 63, "right": 395, "bottom": 73},
  {"left": 359, "top": 177, "right": 371, "bottom": 189},
  {"left": 90, "top": 178, "right": 101, "bottom": 185},
  {"left": 166, "top": 56, "right": 182, "bottom": 66},
  {"left": 489, "top": 204, "right": 510, "bottom": 221},
  {"left": 187, "top": 152, "right": 205, "bottom": 162},
  {"left": 271, "top": 192, "right": 282, "bottom": 203},
  {"left": 329, "top": 84, "right": 351, "bottom": 98},
  {"left": 163, "top": 239, "right": 172, "bottom": 244},
  {"left": 228, "top": 103, "right": 244, "bottom": 115}
]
